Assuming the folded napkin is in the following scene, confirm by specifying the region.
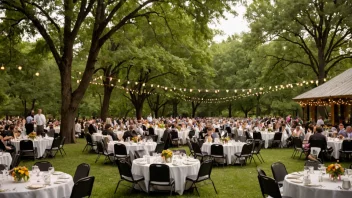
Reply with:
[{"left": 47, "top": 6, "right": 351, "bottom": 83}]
[
  {"left": 286, "top": 175, "right": 301, "bottom": 179},
  {"left": 306, "top": 184, "right": 321, "bottom": 187},
  {"left": 289, "top": 179, "right": 303, "bottom": 183},
  {"left": 291, "top": 172, "right": 303, "bottom": 176}
]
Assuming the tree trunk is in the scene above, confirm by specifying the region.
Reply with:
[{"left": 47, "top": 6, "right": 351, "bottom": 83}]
[
  {"left": 135, "top": 103, "right": 143, "bottom": 120},
  {"left": 101, "top": 86, "right": 113, "bottom": 121},
  {"left": 244, "top": 111, "right": 248, "bottom": 118},
  {"left": 31, "top": 99, "right": 36, "bottom": 110},
  {"left": 228, "top": 104, "right": 232, "bottom": 117},
  {"left": 60, "top": 106, "right": 77, "bottom": 143},
  {"left": 172, "top": 101, "right": 178, "bottom": 117},
  {"left": 23, "top": 100, "right": 27, "bottom": 117},
  {"left": 154, "top": 108, "right": 159, "bottom": 118}
]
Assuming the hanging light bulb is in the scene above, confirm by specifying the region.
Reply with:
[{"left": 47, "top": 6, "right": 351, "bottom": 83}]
[
  {"left": 18, "top": 66, "right": 22, "bottom": 70},
  {"left": 0, "top": 65, "right": 4, "bottom": 70},
  {"left": 35, "top": 72, "right": 40, "bottom": 76},
  {"left": 118, "top": 79, "right": 120, "bottom": 83}
]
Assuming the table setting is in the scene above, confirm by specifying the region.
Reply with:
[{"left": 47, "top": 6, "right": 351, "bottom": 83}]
[
  {"left": 0, "top": 165, "right": 74, "bottom": 198},
  {"left": 107, "top": 139, "right": 157, "bottom": 155},
  {"left": 131, "top": 151, "right": 200, "bottom": 195},
  {"left": 11, "top": 136, "right": 54, "bottom": 158},
  {"left": 283, "top": 163, "right": 352, "bottom": 198},
  {"left": 201, "top": 140, "right": 246, "bottom": 164}
]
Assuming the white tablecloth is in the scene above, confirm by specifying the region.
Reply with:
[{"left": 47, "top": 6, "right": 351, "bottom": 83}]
[
  {"left": 131, "top": 157, "right": 200, "bottom": 195},
  {"left": 327, "top": 140, "right": 342, "bottom": 159},
  {"left": 0, "top": 171, "right": 74, "bottom": 198},
  {"left": 283, "top": 171, "right": 352, "bottom": 198},
  {"left": 0, "top": 153, "right": 12, "bottom": 167},
  {"left": 201, "top": 142, "right": 245, "bottom": 164},
  {"left": 155, "top": 128, "right": 165, "bottom": 142},
  {"left": 107, "top": 141, "right": 157, "bottom": 155},
  {"left": 11, "top": 138, "right": 54, "bottom": 158}
]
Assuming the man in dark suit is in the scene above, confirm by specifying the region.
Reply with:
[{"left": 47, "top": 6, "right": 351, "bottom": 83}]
[
  {"left": 307, "top": 126, "right": 327, "bottom": 161},
  {"left": 123, "top": 125, "right": 135, "bottom": 141},
  {"left": 161, "top": 123, "right": 172, "bottom": 142},
  {"left": 102, "top": 124, "right": 118, "bottom": 141},
  {"left": 88, "top": 120, "right": 97, "bottom": 134}
]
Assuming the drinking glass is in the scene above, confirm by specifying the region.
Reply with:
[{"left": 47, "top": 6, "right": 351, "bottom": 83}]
[
  {"left": 3, "top": 168, "right": 9, "bottom": 181},
  {"left": 309, "top": 166, "right": 314, "bottom": 174},
  {"left": 48, "top": 167, "right": 55, "bottom": 174},
  {"left": 304, "top": 166, "right": 309, "bottom": 176}
]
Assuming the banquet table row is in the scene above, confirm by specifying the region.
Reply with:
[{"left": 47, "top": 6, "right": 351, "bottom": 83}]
[
  {"left": 283, "top": 171, "right": 352, "bottom": 198},
  {"left": 0, "top": 171, "right": 74, "bottom": 198},
  {"left": 131, "top": 156, "right": 200, "bottom": 195},
  {"left": 201, "top": 142, "right": 246, "bottom": 165},
  {"left": 155, "top": 128, "right": 192, "bottom": 144},
  {"left": 107, "top": 141, "right": 157, "bottom": 155},
  {"left": 237, "top": 130, "right": 288, "bottom": 148},
  {"left": 327, "top": 139, "right": 343, "bottom": 159},
  {"left": 10, "top": 137, "right": 54, "bottom": 158}
]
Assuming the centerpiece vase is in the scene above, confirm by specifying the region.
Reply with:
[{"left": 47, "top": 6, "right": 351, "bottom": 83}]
[
  {"left": 163, "top": 157, "right": 172, "bottom": 163},
  {"left": 14, "top": 177, "right": 26, "bottom": 183},
  {"left": 330, "top": 174, "right": 341, "bottom": 182}
]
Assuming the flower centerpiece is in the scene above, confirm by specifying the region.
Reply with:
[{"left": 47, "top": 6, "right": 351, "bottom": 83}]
[
  {"left": 11, "top": 166, "right": 30, "bottom": 182},
  {"left": 131, "top": 136, "right": 139, "bottom": 143},
  {"left": 28, "top": 132, "right": 37, "bottom": 140},
  {"left": 161, "top": 149, "right": 173, "bottom": 163},
  {"left": 268, "top": 128, "right": 273, "bottom": 132},
  {"left": 326, "top": 162, "right": 344, "bottom": 181},
  {"left": 158, "top": 123, "right": 165, "bottom": 129},
  {"left": 221, "top": 137, "right": 230, "bottom": 144}
]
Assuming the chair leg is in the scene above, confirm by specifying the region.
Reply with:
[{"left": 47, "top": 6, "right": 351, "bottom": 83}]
[
  {"left": 259, "top": 153, "right": 264, "bottom": 163},
  {"left": 61, "top": 148, "right": 67, "bottom": 155},
  {"left": 82, "top": 144, "right": 88, "bottom": 152},
  {"left": 95, "top": 154, "right": 101, "bottom": 163},
  {"left": 256, "top": 154, "right": 262, "bottom": 163},
  {"left": 193, "top": 183, "right": 200, "bottom": 196},
  {"left": 115, "top": 180, "right": 122, "bottom": 194},
  {"left": 130, "top": 183, "right": 135, "bottom": 194},
  {"left": 210, "top": 179, "right": 218, "bottom": 194},
  {"left": 58, "top": 149, "right": 63, "bottom": 156}
]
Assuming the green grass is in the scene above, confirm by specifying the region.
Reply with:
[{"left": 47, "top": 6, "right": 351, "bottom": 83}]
[{"left": 19, "top": 139, "right": 351, "bottom": 198}]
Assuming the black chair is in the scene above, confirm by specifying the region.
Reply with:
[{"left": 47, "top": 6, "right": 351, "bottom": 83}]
[
  {"left": 350, "top": 164, "right": 352, "bottom": 169},
  {"left": 148, "top": 127, "right": 155, "bottom": 136},
  {"left": 304, "top": 160, "right": 321, "bottom": 170},
  {"left": 115, "top": 158, "right": 144, "bottom": 193},
  {"left": 170, "top": 130, "right": 180, "bottom": 147},
  {"left": 239, "top": 136, "right": 247, "bottom": 142},
  {"left": 257, "top": 167, "right": 267, "bottom": 177},
  {"left": 82, "top": 133, "right": 96, "bottom": 152},
  {"left": 188, "top": 130, "right": 195, "bottom": 139},
  {"left": 154, "top": 142, "right": 165, "bottom": 154},
  {"left": 309, "top": 139, "right": 328, "bottom": 162},
  {"left": 59, "top": 136, "right": 67, "bottom": 155},
  {"left": 150, "top": 135, "right": 158, "bottom": 142},
  {"left": 256, "top": 167, "right": 267, "bottom": 198},
  {"left": 252, "top": 140, "right": 264, "bottom": 163},
  {"left": 187, "top": 139, "right": 195, "bottom": 157},
  {"left": 271, "top": 133, "right": 283, "bottom": 148},
  {"left": 114, "top": 143, "right": 128, "bottom": 159},
  {"left": 10, "top": 153, "right": 21, "bottom": 169},
  {"left": 0, "top": 164, "right": 7, "bottom": 173},
  {"left": 70, "top": 176, "right": 95, "bottom": 198},
  {"left": 73, "top": 163, "right": 90, "bottom": 183},
  {"left": 257, "top": 175, "right": 291, "bottom": 198},
  {"left": 292, "top": 137, "right": 305, "bottom": 159},
  {"left": 95, "top": 141, "right": 114, "bottom": 163},
  {"left": 19, "top": 140, "right": 37, "bottom": 160},
  {"left": 253, "top": 132, "right": 262, "bottom": 140},
  {"left": 45, "top": 137, "right": 61, "bottom": 158},
  {"left": 148, "top": 164, "right": 175, "bottom": 195},
  {"left": 192, "top": 142, "right": 208, "bottom": 161},
  {"left": 210, "top": 144, "right": 227, "bottom": 166},
  {"left": 245, "top": 131, "right": 253, "bottom": 140},
  {"left": 142, "top": 125, "right": 147, "bottom": 131},
  {"left": 186, "top": 159, "right": 217, "bottom": 196},
  {"left": 339, "top": 140, "right": 352, "bottom": 161},
  {"left": 234, "top": 143, "right": 253, "bottom": 166},
  {"left": 34, "top": 161, "right": 52, "bottom": 171},
  {"left": 271, "top": 162, "right": 288, "bottom": 187},
  {"left": 134, "top": 150, "right": 148, "bottom": 158}
]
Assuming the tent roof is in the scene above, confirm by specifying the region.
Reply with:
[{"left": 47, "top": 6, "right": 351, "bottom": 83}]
[{"left": 293, "top": 68, "right": 352, "bottom": 101}]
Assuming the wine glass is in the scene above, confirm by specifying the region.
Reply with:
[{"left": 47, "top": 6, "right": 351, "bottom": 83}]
[
  {"left": 2, "top": 168, "right": 9, "bottom": 181},
  {"left": 48, "top": 167, "right": 55, "bottom": 175}
]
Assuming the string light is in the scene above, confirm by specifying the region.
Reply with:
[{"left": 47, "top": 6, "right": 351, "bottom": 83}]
[
  {"left": 18, "top": 66, "right": 22, "bottom": 70},
  {"left": 0, "top": 65, "right": 4, "bottom": 70},
  {"left": 35, "top": 72, "right": 40, "bottom": 76}
]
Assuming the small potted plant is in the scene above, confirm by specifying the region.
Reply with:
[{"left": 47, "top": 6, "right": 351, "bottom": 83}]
[
  {"left": 11, "top": 166, "right": 30, "bottom": 182},
  {"left": 28, "top": 132, "right": 37, "bottom": 140},
  {"left": 326, "top": 163, "right": 344, "bottom": 181}
]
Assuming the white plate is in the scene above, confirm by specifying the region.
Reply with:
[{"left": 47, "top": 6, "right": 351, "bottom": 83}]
[
  {"left": 52, "top": 171, "right": 63, "bottom": 175},
  {"left": 307, "top": 184, "right": 321, "bottom": 187},
  {"left": 26, "top": 184, "right": 45, "bottom": 189},
  {"left": 289, "top": 179, "right": 303, "bottom": 183},
  {"left": 286, "top": 176, "right": 301, "bottom": 179}
]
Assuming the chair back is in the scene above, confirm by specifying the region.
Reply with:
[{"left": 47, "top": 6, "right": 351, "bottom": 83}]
[
  {"left": 34, "top": 161, "right": 52, "bottom": 171},
  {"left": 342, "top": 140, "right": 352, "bottom": 151},
  {"left": 70, "top": 176, "right": 95, "bottom": 198},
  {"left": 51, "top": 137, "right": 61, "bottom": 149},
  {"left": 253, "top": 132, "right": 262, "bottom": 140},
  {"left": 187, "top": 139, "right": 194, "bottom": 152},
  {"left": 85, "top": 133, "right": 93, "bottom": 144},
  {"left": 191, "top": 142, "right": 202, "bottom": 154},
  {"left": 0, "top": 164, "right": 7, "bottom": 172},
  {"left": 197, "top": 159, "right": 213, "bottom": 180},
  {"left": 258, "top": 175, "right": 282, "bottom": 198},
  {"left": 273, "top": 132, "right": 282, "bottom": 141},
  {"left": 210, "top": 144, "right": 224, "bottom": 156},
  {"left": 239, "top": 136, "right": 247, "bottom": 142},
  {"left": 188, "top": 130, "right": 195, "bottom": 139},
  {"left": 148, "top": 128, "right": 155, "bottom": 135},
  {"left": 116, "top": 158, "right": 133, "bottom": 180},
  {"left": 142, "top": 125, "right": 147, "bottom": 131},
  {"left": 20, "top": 140, "right": 34, "bottom": 151},
  {"left": 60, "top": 136, "right": 66, "bottom": 147},
  {"left": 245, "top": 131, "right": 252, "bottom": 139},
  {"left": 304, "top": 160, "right": 321, "bottom": 170},
  {"left": 150, "top": 135, "right": 158, "bottom": 142},
  {"left": 253, "top": 140, "right": 263, "bottom": 153},
  {"left": 96, "top": 141, "right": 104, "bottom": 154},
  {"left": 271, "top": 162, "right": 288, "bottom": 182},
  {"left": 256, "top": 167, "right": 267, "bottom": 176},
  {"left": 10, "top": 154, "right": 21, "bottom": 169},
  {"left": 114, "top": 144, "right": 127, "bottom": 156},
  {"left": 293, "top": 137, "right": 303, "bottom": 149},
  {"left": 225, "top": 127, "right": 231, "bottom": 134},
  {"left": 155, "top": 142, "right": 165, "bottom": 153},
  {"left": 309, "top": 140, "right": 325, "bottom": 151},
  {"left": 241, "top": 143, "right": 253, "bottom": 155},
  {"left": 149, "top": 164, "right": 171, "bottom": 183},
  {"left": 73, "top": 163, "right": 90, "bottom": 183},
  {"left": 170, "top": 130, "right": 179, "bottom": 139},
  {"left": 134, "top": 150, "right": 148, "bottom": 158}
]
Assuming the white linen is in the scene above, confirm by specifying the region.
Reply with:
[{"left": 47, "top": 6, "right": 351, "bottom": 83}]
[
  {"left": 201, "top": 142, "right": 245, "bottom": 164},
  {"left": 155, "top": 128, "right": 165, "bottom": 142},
  {"left": 283, "top": 171, "right": 352, "bottom": 198},
  {"left": 0, "top": 153, "right": 12, "bottom": 167},
  {"left": 131, "top": 157, "right": 200, "bottom": 195},
  {"left": 107, "top": 141, "right": 157, "bottom": 154},
  {"left": 327, "top": 140, "right": 342, "bottom": 159},
  {"left": 11, "top": 137, "right": 54, "bottom": 158},
  {"left": 0, "top": 171, "right": 74, "bottom": 198}
]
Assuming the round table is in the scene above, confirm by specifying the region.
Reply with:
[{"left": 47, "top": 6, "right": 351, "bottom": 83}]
[
  {"left": 283, "top": 171, "right": 352, "bottom": 198},
  {"left": 327, "top": 139, "right": 342, "bottom": 159},
  {"left": 201, "top": 142, "right": 245, "bottom": 164},
  {"left": 131, "top": 157, "right": 200, "bottom": 195},
  {"left": 0, "top": 171, "right": 74, "bottom": 198},
  {"left": 11, "top": 138, "right": 54, "bottom": 158},
  {"left": 0, "top": 153, "right": 12, "bottom": 167},
  {"left": 107, "top": 141, "right": 157, "bottom": 155}
]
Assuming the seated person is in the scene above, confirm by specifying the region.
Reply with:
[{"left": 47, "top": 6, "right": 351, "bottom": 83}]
[
  {"left": 123, "top": 125, "right": 135, "bottom": 141},
  {"left": 307, "top": 126, "right": 327, "bottom": 161},
  {"left": 204, "top": 126, "right": 219, "bottom": 142},
  {"left": 102, "top": 124, "right": 118, "bottom": 141},
  {"left": 47, "top": 124, "right": 55, "bottom": 137},
  {"left": 2, "top": 124, "right": 15, "bottom": 141},
  {"left": 0, "top": 136, "right": 16, "bottom": 154},
  {"left": 338, "top": 123, "right": 347, "bottom": 137}
]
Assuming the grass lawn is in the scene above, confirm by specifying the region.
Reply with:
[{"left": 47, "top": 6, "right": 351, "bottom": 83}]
[{"left": 19, "top": 139, "right": 351, "bottom": 198}]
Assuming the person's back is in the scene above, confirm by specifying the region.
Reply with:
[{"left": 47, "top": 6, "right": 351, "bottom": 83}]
[
  {"left": 47, "top": 128, "right": 55, "bottom": 137},
  {"left": 123, "top": 130, "right": 133, "bottom": 141},
  {"left": 309, "top": 129, "right": 327, "bottom": 150}
]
